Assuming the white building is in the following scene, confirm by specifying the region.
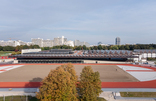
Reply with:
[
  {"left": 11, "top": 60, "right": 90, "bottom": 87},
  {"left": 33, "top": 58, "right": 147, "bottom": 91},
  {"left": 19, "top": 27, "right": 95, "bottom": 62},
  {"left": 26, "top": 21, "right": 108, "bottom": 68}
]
[
  {"left": 133, "top": 49, "right": 156, "bottom": 62},
  {"left": 65, "top": 41, "right": 74, "bottom": 47},
  {"left": 43, "top": 39, "right": 53, "bottom": 47},
  {"left": 31, "top": 38, "right": 43, "bottom": 47},
  {"left": 74, "top": 40, "right": 90, "bottom": 47},
  {"left": 53, "top": 36, "right": 67, "bottom": 46},
  {"left": 21, "top": 49, "right": 41, "bottom": 54}
]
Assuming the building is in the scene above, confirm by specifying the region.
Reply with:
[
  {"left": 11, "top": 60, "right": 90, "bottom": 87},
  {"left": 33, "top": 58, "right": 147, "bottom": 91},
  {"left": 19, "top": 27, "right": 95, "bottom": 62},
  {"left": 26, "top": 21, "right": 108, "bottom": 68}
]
[
  {"left": 133, "top": 49, "right": 156, "bottom": 62},
  {"left": 21, "top": 49, "right": 41, "bottom": 54},
  {"left": 0, "top": 40, "right": 28, "bottom": 47},
  {"left": 53, "top": 36, "right": 67, "bottom": 46},
  {"left": 0, "top": 36, "right": 90, "bottom": 48},
  {"left": 11, "top": 49, "right": 156, "bottom": 64},
  {"left": 43, "top": 39, "right": 53, "bottom": 47},
  {"left": 115, "top": 37, "right": 121, "bottom": 45},
  {"left": 64, "top": 41, "right": 74, "bottom": 47},
  {"left": 10, "top": 49, "right": 137, "bottom": 63},
  {"left": 74, "top": 40, "right": 81, "bottom": 46},
  {"left": 74, "top": 40, "right": 90, "bottom": 47},
  {"left": 31, "top": 38, "right": 43, "bottom": 47}
]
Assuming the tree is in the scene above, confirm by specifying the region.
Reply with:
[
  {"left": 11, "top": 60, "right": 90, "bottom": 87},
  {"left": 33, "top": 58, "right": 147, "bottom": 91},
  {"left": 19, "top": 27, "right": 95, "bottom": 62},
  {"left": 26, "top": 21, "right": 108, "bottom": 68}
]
[
  {"left": 119, "top": 45, "right": 125, "bottom": 50},
  {"left": 77, "top": 66, "right": 102, "bottom": 101},
  {"left": 93, "top": 46, "right": 98, "bottom": 50},
  {"left": 36, "top": 64, "right": 78, "bottom": 101},
  {"left": 124, "top": 45, "right": 130, "bottom": 50},
  {"left": 23, "top": 45, "right": 29, "bottom": 49},
  {"left": 83, "top": 45, "right": 87, "bottom": 50},
  {"left": 111, "top": 45, "right": 119, "bottom": 50},
  {"left": 97, "top": 45, "right": 102, "bottom": 50},
  {"left": 3, "top": 46, "right": 15, "bottom": 51},
  {"left": 57, "top": 64, "right": 78, "bottom": 100},
  {"left": 102, "top": 46, "right": 107, "bottom": 50},
  {"left": 33, "top": 45, "right": 40, "bottom": 48},
  {"left": 0, "top": 46, "right": 3, "bottom": 51}
]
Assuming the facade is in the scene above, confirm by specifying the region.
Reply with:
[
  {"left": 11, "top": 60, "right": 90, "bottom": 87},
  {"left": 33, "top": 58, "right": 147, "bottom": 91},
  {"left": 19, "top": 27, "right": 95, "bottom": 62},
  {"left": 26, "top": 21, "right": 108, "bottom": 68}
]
[
  {"left": 43, "top": 39, "right": 53, "bottom": 47},
  {"left": 0, "top": 40, "right": 28, "bottom": 47},
  {"left": 74, "top": 40, "right": 81, "bottom": 46},
  {"left": 31, "top": 38, "right": 43, "bottom": 47},
  {"left": 53, "top": 36, "right": 67, "bottom": 46},
  {"left": 64, "top": 41, "right": 74, "bottom": 47},
  {"left": 115, "top": 37, "right": 121, "bottom": 45},
  {"left": 21, "top": 49, "right": 41, "bottom": 54},
  {"left": 0, "top": 36, "right": 90, "bottom": 47},
  {"left": 133, "top": 49, "right": 156, "bottom": 62},
  {"left": 74, "top": 40, "right": 90, "bottom": 47}
]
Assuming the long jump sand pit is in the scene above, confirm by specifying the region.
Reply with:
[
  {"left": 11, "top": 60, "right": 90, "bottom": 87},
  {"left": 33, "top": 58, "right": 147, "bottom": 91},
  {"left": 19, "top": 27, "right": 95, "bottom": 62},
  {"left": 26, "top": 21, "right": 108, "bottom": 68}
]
[{"left": 0, "top": 64, "right": 139, "bottom": 82}]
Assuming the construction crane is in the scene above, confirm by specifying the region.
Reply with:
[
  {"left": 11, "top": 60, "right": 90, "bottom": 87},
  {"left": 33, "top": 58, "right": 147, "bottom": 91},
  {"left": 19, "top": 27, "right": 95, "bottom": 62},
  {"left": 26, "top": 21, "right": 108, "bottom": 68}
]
[{"left": 9, "top": 38, "right": 18, "bottom": 41}]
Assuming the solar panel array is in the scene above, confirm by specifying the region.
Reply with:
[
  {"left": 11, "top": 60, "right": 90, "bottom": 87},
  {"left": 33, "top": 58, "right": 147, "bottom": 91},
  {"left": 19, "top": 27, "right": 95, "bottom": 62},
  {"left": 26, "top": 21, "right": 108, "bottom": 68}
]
[
  {"left": 11, "top": 50, "right": 136, "bottom": 58},
  {"left": 134, "top": 49, "right": 156, "bottom": 53},
  {"left": 49, "top": 49, "right": 73, "bottom": 52},
  {"left": 83, "top": 50, "right": 133, "bottom": 55}
]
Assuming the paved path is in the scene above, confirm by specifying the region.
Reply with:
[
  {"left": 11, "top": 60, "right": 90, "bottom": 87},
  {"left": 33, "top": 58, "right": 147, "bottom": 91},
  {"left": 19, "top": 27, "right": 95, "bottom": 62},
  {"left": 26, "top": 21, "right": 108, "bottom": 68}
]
[
  {"left": 102, "top": 88, "right": 156, "bottom": 92},
  {"left": 0, "top": 91, "right": 156, "bottom": 101},
  {"left": 99, "top": 92, "right": 156, "bottom": 101},
  {"left": 0, "top": 91, "right": 36, "bottom": 97}
]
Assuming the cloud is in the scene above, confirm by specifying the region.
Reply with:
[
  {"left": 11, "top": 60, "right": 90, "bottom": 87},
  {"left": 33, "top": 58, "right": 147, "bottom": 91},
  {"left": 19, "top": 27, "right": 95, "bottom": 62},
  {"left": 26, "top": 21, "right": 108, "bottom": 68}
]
[{"left": 0, "top": 0, "right": 156, "bottom": 44}]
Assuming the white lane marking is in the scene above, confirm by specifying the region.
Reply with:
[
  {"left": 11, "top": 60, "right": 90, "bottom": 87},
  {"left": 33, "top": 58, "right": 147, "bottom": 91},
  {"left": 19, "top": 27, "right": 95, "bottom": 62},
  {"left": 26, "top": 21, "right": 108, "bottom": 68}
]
[
  {"left": 0, "top": 65, "right": 24, "bottom": 73},
  {"left": 117, "top": 65, "right": 156, "bottom": 81},
  {"left": 117, "top": 65, "right": 151, "bottom": 71},
  {"left": 129, "top": 72, "right": 156, "bottom": 81}
]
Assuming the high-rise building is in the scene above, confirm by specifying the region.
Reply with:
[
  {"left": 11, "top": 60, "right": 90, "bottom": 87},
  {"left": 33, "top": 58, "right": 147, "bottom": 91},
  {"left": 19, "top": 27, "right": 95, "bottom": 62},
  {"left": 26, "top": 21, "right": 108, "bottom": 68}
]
[
  {"left": 43, "top": 39, "right": 53, "bottom": 47},
  {"left": 74, "top": 40, "right": 90, "bottom": 47},
  {"left": 31, "top": 38, "right": 43, "bottom": 47},
  {"left": 74, "top": 40, "right": 80, "bottom": 46},
  {"left": 65, "top": 41, "right": 74, "bottom": 47},
  {"left": 53, "top": 36, "right": 67, "bottom": 46},
  {"left": 115, "top": 37, "right": 121, "bottom": 45}
]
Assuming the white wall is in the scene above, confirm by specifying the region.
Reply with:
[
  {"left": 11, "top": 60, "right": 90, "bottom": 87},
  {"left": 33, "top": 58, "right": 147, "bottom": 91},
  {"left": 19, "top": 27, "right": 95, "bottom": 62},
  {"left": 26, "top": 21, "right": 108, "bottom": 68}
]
[{"left": 21, "top": 49, "right": 41, "bottom": 54}]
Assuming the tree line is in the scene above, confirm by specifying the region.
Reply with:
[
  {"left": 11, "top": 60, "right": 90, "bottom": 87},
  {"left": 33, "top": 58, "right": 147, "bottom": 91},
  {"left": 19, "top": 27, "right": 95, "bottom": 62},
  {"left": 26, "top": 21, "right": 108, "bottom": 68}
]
[
  {"left": 1, "top": 44, "right": 156, "bottom": 51},
  {"left": 0, "top": 45, "right": 40, "bottom": 51},
  {"left": 41, "top": 44, "right": 156, "bottom": 50}
]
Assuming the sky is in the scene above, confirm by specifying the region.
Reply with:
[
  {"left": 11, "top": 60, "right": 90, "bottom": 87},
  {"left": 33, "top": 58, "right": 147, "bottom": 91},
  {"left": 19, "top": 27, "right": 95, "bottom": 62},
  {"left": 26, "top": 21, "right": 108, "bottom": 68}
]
[{"left": 0, "top": 0, "right": 156, "bottom": 45}]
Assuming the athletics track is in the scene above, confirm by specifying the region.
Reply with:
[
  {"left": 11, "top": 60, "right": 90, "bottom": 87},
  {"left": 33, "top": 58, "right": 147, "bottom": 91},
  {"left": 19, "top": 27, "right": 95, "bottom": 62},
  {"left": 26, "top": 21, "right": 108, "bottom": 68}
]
[{"left": 0, "top": 63, "right": 156, "bottom": 88}]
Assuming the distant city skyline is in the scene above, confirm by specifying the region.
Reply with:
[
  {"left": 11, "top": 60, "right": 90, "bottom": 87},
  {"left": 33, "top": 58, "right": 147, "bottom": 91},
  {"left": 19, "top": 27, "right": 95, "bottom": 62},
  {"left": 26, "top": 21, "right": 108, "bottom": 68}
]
[
  {"left": 0, "top": 0, "right": 156, "bottom": 44},
  {"left": 0, "top": 36, "right": 90, "bottom": 47}
]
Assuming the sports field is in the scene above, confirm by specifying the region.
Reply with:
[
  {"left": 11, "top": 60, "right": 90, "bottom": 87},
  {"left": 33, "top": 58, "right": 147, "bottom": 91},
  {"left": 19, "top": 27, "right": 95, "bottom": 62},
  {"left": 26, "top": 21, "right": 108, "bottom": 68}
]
[
  {"left": 0, "top": 64, "right": 138, "bottom": 82},
  {"left": 0, "top": 64, "right": 156, "bottom": 88}
]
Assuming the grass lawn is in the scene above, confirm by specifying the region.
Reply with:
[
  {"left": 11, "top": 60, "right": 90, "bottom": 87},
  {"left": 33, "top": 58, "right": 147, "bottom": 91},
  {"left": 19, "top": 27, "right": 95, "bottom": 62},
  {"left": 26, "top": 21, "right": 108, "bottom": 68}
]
[
  {"left": 0, "top": 96, "right": 106, "bottom": 101},
  {"left": 0, "top": 96, "right": 39, "bottom": 101},
  {"left": 97, "top": 97, "right": 107, "bottom": 101},
  {"left": 0, "top": 51, "right": 13, "bottom": 56},
  {"left": 120, "top": 92, "right": 156, "bottom": 97}
]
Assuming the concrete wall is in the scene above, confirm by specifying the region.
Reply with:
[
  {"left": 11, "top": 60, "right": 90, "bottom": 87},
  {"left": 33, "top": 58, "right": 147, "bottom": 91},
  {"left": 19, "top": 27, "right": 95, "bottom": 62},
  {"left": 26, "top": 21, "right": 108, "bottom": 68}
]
[
  {"left": 21, "top": 49, "right": 41, "bottom": 54},
  {"left": 83, "top": 60, "right": 96, "bottom": 63},
  {"left": 97, "top": 61, "right": 127, "bottom": 64},
  {"left": 0, "top": 59, "right": 14, "bottom": 63},
  {"left": 14, "top": 60, "right": 18, "bottom": 64},
  {"left": 83, "top": 60, "right": 128, "bottom": 64}
]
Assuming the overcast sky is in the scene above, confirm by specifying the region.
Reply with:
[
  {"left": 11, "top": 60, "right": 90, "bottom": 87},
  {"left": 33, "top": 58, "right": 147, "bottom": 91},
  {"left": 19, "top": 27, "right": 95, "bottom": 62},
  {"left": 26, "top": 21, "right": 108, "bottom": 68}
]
[{"left": 0, "top": 0, "right": 156, "bottom": 45}]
